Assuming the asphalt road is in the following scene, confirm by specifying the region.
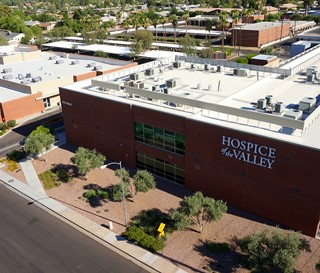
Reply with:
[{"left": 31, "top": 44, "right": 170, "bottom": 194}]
[
  {"left": 0, "top": 183, "right": 150, "bottom": 273},
  {"left": 0, "top": 109, "right": 63, "bottom": 158}
]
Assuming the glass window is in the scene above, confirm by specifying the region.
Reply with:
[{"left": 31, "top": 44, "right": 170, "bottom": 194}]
[{"left": 134, "top": 122, "right": 185, "bottom": 156}]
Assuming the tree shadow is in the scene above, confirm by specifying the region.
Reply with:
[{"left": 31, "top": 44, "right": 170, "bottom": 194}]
[
  {"left": 193, "top": 238, "right": 247, "bottom": 273},
  {"left": 51, "top": 163, "right": 76, "bottom": 182}
]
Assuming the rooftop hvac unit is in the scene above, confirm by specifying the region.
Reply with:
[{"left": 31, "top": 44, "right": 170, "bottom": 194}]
[
  {"left": 274, "top": 102, "right": 284, "bottom": 113},
  {"left": 163, "top": 87, "right": 169, "bottom": 94},
  {"left": 133, "top": 82, "right": 144, "bottom": 89},
  {"left": 145, "top": 68, "right": 154, "bottom": 76},
  {"left": 265, "top": 95, "right": 274, "bottom": 105},
  {"left": 3, "top": 68, "right": 12, "bottom": 73},
  {"left": 71, "top": 60, "right": 79, "bottom": 65},
  {"left": 173, "top": 61, "right": 185, "bottom": 69},
  {"left": 166, "top": 78, "right": 180, "bottom": 88},
  {"left": 152, "top": 85, "right": 159, "bottom": 91},
  {"left": 18, "top": 74, "right": 24, "bottom": 80},
  {"left": 257, "top": 98, "right": 266, "bottom": 110},
  {"left": 306, "top": 66, "right": 318, "bottom": 76},
  {"left": 307, "top": 74, "right": 315, "bottom": 82},
  {"left": 49, "top": 56, "right": 57, "bottom": 60},
  {"left": 283, "top": 109, "right": 303, "bottom": 120},
  {"left": 204, "top": 64, "right": 210, "bottom": 71},
  {"left": 216, "top": 65, "right": 223, "bottom": 72},
  {"left": 26, "top": 73, "right": 32, "bottom": 78},
  {"left": 94, "top": 65, "right": 102, "bottom": 71},
  {"left": 233, "top": 68, "right": 249, "bottom": 77},
  {"left": 124, "top": 80, "right": 133, "bottom": 87},
  {"left": 130, "top": 72, "right": 144, "bottom": 81},
  {"left": 32, "top": 77, "right": 42, "bottom": 82},
  {"left": 298, "top": 97, "right": 316, "bottom": 112},
  {"left": 3, "top": 74, "right": 13, "bottom": 80},
  {"left": 56, "top": 59, "right": 64, "bottom": 64}
]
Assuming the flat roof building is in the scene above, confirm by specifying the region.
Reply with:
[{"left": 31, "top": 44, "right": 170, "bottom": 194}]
[
  {"left": 0, "top": 47, "right": 136, "bottom": 121},
  {"left": 60, "top": 49, "right": 320, "bottom": 238}
]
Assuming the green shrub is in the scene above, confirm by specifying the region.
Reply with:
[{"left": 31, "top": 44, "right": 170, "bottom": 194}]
[
  {"left": 6, "top": 120, "right": 16, "bottom": 128},
  {"left": 97, "top": 189, "right": 109, "bottom": 199},
  {"left": 122, "top": 225, "right": 165, "bottom": 252},
  {"left": 246, "top": 53, "right": 257, "bottom": 61},
  {"left": 0, "top": 122, "right": 6, "bottom": 131},
  {"left": 53, "top": 168, "right": 72, "bottom": 183},
  {"left": 39, "top": 170, "right": 59, "bottom": 189},
  {"left": 206, "top": 241, "right": 231, "bottom": 253},
  {"left": 7, "top": 160, "right": 18, "bottom": 171},
  {"left": 316, "top": 261, "right": 320, "bottom": 271},
  {"left": 224, "top": 48, "right": 232, "bottom": 56},
  {"left": 235, "top": 57, "right": 249, "bottom": 64},
  {"left": 84, "top": 189, "right": 97, "bottom": 199}
]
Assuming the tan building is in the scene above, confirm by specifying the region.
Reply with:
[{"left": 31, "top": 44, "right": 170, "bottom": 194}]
[{"left": 0, "top": 46, "right": 137, "bottom": 122}]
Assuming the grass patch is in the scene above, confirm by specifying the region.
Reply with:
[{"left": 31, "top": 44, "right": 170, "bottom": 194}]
[{"left": 39, "top": 167, "right": 73, "bottom": 189}]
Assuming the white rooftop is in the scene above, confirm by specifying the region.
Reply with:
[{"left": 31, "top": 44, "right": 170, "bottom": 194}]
[{"left": 63, "top": 50, "right": 320, "bottom": 150}]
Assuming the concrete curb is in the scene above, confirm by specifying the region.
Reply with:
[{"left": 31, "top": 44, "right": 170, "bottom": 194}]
[{"left": 0, "top": 171, "right": 187, "bottom": 273}]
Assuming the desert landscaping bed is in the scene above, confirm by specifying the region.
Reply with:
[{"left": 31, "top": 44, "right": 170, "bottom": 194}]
[{"left": 2, "top": 144, "right": 320, "bottom": 273}]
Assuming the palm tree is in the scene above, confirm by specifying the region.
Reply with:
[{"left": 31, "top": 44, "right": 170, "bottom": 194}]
[
  {"left": 151, "top": 16, "right": 159, "bottom": 41},
  {"left": 205, "top": 19, "right": 214, "bottom": 40},
  {"left": 182, "top": 11, "right": 190, "bottom": 34},
  {"left": 142, "top": 17, "right": 150, "bottom": 30},
  {"left": 231, "top": 10, "right": 240, "bottom": 46},
  {"left": 169, "top": 14, "right": 178, "bottom": 44},
  {"left": 218, "top": 11, "right": 229, "bottom": 52},
  {"left": 160, "top": 16, "right": 168, "bottom": 38}
]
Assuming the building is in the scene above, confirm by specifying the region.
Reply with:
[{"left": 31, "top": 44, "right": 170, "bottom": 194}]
[
  {"left": 0, "top": 46, "right": 136, "bottom": 122},
  {"left": 232, "top": 21, "right": 291, "bottom": 47},
  {"left": 60, "top": 50, "right": 320, "bottom": 238}
]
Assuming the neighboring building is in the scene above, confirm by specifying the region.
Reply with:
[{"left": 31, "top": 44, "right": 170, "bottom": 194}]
[
  {"left": 60, "top": 50, "right": 320, "bottom": 238},
  {"left": 0, "top": 47, "right": 137, "bottom": 122},
  {"left": 279, "top": 3, "right": 298, "bottom": 11},
  {"left": 38, "top": 22, "right": 56, "bottom": 31},
  {"left": 0, "top": 31, "right": 25, "bottom": 45},
  {"left": 232, "top": 21, "right": 291, "bottom": 47}
]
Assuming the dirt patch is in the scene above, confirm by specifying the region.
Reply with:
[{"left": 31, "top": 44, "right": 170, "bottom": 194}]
[{"left": 27, "top": 144, "right": 320, "bottom": 273}]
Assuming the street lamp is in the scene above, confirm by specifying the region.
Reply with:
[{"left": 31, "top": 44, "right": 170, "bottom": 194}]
[{"left": 100, "top": 161, "right": 127, "bottom": 226}]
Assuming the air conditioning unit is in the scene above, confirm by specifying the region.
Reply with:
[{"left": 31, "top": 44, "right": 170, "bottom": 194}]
[
  {"left": 298, "top": 97, "right": 316, "bottom": 112},
  {"left": 71, "top": 60, "right": 79, "bottom": 65},
  {"left": 307, "top": 74, "right": 315, "bottom": 82},
  {"left": 145, "top": 68, "right": 154, "bottom": 76},
  {"left": 173, "top": 61, "right": 185, "bottom": 69},
  {"left": 94, "top": 65, "right": 102, "bottom": 71},
  {"left": 216, "top": 65, "right": 223, "bottom": 72},
  {"left": 233, "top": 68, "right": 249, "bottom": 77},
  {"left": 306, "top": 66, "right": 317, "bottom": 76},
  {"left": 274, "top": 102, "right": 284, "bottom": 113},
  {"left": 283, "top": 109, "right": 303, "bottom": 120},
  {"left": 3, "top": 68, "right": 12, "bottom": 73},
  {"left": 257, "top": 98, "right": 266, "bottom": 110}
]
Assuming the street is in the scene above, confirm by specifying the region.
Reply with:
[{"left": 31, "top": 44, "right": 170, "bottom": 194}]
[
  {"left": 0, "top": 109, "right": 63, "bottom": 158},
  {"left": 0, "top": 183, "right": 150, "bottom": 273}
]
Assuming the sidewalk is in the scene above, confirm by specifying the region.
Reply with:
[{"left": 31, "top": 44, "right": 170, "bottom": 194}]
[{"left": 0, "top": 165, "right": 186, "bottom": 273}]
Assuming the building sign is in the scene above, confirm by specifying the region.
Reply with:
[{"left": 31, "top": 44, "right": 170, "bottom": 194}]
[
  {"left": 221, "top": 136, "right": 276, "bottom": 169},
  {"left": 62, "top": 100, "right": 72, "bottom": 106}
]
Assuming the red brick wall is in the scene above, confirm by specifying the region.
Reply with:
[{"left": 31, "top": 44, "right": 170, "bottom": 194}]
[
  {"left": 60, "top": 90, "right": 320, "bottom": 237},
  {"left": 1, "top": 93, "right": 44, "bottom": 121},
  {"left": 185, "top": 120, "right": 320, "bottom": 237},
  {"left": 232, "top": 23, "right": 290, "bottom": 47}
]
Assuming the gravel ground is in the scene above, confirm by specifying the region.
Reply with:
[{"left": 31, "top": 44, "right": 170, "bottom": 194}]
[{"left": 2, "top": 144, "right": 320, "bottom": 273}]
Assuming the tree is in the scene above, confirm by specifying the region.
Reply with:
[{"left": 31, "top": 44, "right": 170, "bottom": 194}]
[
  {"left": 133, "top": 170, "right": 156, "bottom": 194},
  {"left": 130, "top": 30, "right": 153, "bottom": 57},
  {"left": 71, "top": 147, "right": 106, "bottom": 179},
  {"left": 150, "top": 15, "right": 159, "bottom": 41},
  {"left": 24, "top": 128, "right": 55, "bottom": 161},
  {"left": 239, "top": 229, "right": 311, "bottom": 273},
  {"left": 169, "top": 14, "right": 178, "bottom": 43},
  {"left": 218, "top": 11, "right": 229, "bottom": 52},
  {"left": 182, "top": 11, "right": 190, "bottom": 34},
  {"left": 180, "top": 35, "right": 197, "bottom": 56},
  {"left": 160, "top": 16, "right": 168, "bottom": 38},
  {"left": 170, "top": 191, "right": 227, "bottom": 233},
  {"left": 260, "top": 46, "right": 273, "bottom": 55}
]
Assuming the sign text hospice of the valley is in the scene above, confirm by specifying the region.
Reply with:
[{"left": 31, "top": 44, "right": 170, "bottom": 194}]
[{"left": 221, "top": 136, "right": 276, "bottom": 169}]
